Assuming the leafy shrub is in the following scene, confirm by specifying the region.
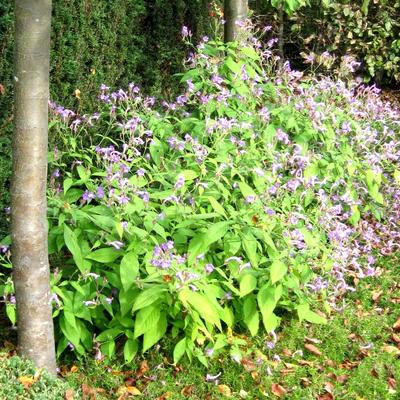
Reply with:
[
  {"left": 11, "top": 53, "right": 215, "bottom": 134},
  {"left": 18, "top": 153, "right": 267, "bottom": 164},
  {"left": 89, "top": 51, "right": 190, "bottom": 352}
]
[
  {"left": 2, "top": 22, "right": 400, "bottom": 366},
  {"left": 0, "top": 354, "right": 72, "bottom": 399}
]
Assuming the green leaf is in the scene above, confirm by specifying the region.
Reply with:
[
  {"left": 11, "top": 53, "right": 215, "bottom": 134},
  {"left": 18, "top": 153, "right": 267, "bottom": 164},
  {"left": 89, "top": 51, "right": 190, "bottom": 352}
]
[
  {"left": 239, "top": 272, "right": 257, "bottom": 297},
  {"left": 120, "top": 251, "right": 139, "bottom": 291},
  {"left": 96, "top": 327, "right": 123, "bottom": 342},
  {"left": 63, "top": 177, "right": 74, "bottom": 194},
  {"left": 241, "top": 47, "right": 259, "bottom": 60},
  {"left": 77, "top": 165, "right": 90, "bottom": 182},
  {"left": 101, "top": 340, "right": 116, "bottom": 358},
  {"left": 142, "top": 312, "right": 167, "bottom": 352},
  {"left": 180, "top": 289, "right": 221, "bottom": 329},
  {"left": 132, "top": 286, "right": 166, "bottom": 312},
  {"left": 270, "top": 260, "right": 287, "bottom": 284},
  {"left": 206, "top": 196, "right": 227, "bottom": 217},
  {"left": 257, "top": 285, "right": 281, "bottom": 332},
  {"left": 134, "top": 305, "right": 161, "bottom": 338},
  {"left": 63, "top": 224, "right": 86, "bottom": 273},
  {"left": 188, "top": 221, "right": 230, "bottom": 264},
  {"left": 297, "top": 304, "right": 327, "bottom": 324},
  {"left": 238, "top": 181, "right": 256, "bottom": 198},
  {"left": 6, "top": 304, "right": 16, "bottom": 325},
  {"left": 124, "top": 338, "right": 138, "bottom": 363},
  {"left": 243, "top": 297, "right": 259, "bottom": 336},
  {"left": 173, "top": 338, "right": 187, "bottom": 364},
  {"left": 225, "top": 56, "right": 241, "bottom": 74},
  {"left": 86, "top": 248, "right": 121, "bottom": 263},
  {"left": 241, "top": 232, "right": 258, "bottom": 268}
]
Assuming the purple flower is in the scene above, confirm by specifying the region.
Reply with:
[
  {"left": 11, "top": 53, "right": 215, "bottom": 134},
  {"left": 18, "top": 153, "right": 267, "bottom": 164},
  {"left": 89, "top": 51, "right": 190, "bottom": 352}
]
[
  {"left": 0, "top": 244, "right": 9, "bottom": 254},
  {"left": 245, "top": 195, "right": 256, "bottom": 204},
  {"left": 175, "top": 175, "right": 185, "bottom": 190},
  {"left": 181, "top": 26, "right": 191, "bottom": 38},
  {"left": 82, "top": 190, "right": 95, "bottom": 202},
  {"left": 96, "top": 186, "right": 105, "bottom": 199},
  {"left": 204, "top": 263, "right": 215, "bottom": 274},
  {"left": 137, "top": 168, "right": 146, "bottom": 177}
]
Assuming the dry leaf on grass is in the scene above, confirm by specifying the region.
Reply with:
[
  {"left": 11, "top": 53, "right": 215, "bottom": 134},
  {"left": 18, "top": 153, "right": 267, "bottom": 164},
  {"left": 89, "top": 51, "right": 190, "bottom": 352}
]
[
  {"left": 305, "top": 337, "right": 322, "bottom": 344},
  {"left": 157, "top": 392, "right": 173, "bottom": 400},
  {"left": 300, "top": 377, "right": 311, "bottom": 387},
  {"left": 271, "top": 383, "right": 287, "bottom": 397},
  {"left": 181, "top": 385, "right": 194, "bottom": 397},
  {"left": 70, "top": 365, "right": 79, "bottom": 373},
  {"left": 81, "top": 383, "right": 97, "bottom": 400},
  {"left": 393, "top": 317, "right": 400, "bottom": 332},
  {"left": 371, "top": 290, "right": 383, "bottom": 302},
  {"left": 317, "top": 393, "right": 334, "bottom": 400},
  {"left": 382, "top": 344, "right": 400, "bottom": 356},
  {"left": 64, "top": 389, "right": 75, "bottom": 400},
  {"left": 17, "top": 375, "right": 36, "bottom": 389},
  {"left": 304, "top": 343, "right": 322, "bottom": 356},
  {"left": 217, "top": 384, "right": 232, "bottom": 397},
  {"left": 241, "top": 358, "right": 256, "bottom": 372}
]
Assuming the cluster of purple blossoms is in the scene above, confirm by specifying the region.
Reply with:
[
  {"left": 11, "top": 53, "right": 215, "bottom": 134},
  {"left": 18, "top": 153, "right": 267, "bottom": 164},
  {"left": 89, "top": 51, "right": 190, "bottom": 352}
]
[{"left": 150, "top": 241, "right": 186, "bottom": 270}]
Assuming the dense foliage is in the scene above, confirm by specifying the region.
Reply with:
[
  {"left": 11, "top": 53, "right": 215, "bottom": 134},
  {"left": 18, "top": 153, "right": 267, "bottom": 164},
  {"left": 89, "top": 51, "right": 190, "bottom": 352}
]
[
  {"left": 2, "top": 21, "right": 399, "bottom": 366},
  {"left": 0, "top": 0, "right": 210, "bottom": 236}
]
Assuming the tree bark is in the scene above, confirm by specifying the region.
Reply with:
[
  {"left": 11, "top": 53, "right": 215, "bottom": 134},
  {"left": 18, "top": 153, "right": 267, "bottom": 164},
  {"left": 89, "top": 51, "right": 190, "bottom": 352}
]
[
  {"left": 224, "top": 0, "right": 248, "bottom": 43},
  {"left": 12, "top": 0, "right": 56, "bottom": 374}
]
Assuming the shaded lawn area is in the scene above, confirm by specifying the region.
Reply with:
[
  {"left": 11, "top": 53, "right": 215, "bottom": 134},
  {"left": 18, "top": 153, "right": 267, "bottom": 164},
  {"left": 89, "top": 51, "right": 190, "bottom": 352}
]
[{"left": 0, "top": 256, "right": 399, "bottom": 399}]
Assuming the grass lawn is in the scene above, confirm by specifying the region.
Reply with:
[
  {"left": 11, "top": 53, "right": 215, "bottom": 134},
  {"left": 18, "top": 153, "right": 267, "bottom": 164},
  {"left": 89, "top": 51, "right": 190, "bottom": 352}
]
[{"left": 0, "top": 256, "right": 398, "bottom": 399}]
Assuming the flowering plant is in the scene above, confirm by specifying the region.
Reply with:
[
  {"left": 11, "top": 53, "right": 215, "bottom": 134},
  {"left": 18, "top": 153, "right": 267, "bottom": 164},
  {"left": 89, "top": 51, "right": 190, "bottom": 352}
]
[{"left": 1, "top": 22, "right": 399, "bottom": 365}]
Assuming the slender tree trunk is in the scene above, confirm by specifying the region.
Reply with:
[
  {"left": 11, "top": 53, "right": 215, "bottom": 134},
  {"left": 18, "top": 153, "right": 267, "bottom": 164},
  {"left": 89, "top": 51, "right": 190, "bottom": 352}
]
[
  {"left": 11, "top": 0, "right": 56, "bottom": 374},
  {"left": 224, "top": 0, "right": 248, "bottom": 42}
]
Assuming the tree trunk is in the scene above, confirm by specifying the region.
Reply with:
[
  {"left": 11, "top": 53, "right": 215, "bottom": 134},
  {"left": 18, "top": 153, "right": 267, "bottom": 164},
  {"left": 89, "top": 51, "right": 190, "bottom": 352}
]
[
  {"left": 11, "top": 0, "right": 56, "bottom": 374},
  {"left": 224, "top": 0, "right": 248, "bottom": 43}
]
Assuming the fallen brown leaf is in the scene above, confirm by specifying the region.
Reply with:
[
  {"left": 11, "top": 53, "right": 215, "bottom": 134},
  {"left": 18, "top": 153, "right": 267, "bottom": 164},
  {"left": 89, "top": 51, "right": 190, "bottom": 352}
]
[
  {"left": 82, "top": 383, "right": 97, "bottom": 400},
  {"left": 370, "top": 369, "right": 379, "bottom": 378},
  {"left": 324, "top": 359, "right": 336, "bottom": 367},
  {"left": 372, "top": 290, "right": 383, "bottom": 302},
  {"left": 17, "top": 375, "right": 35, "bottom": 389},
  {"left": 282, "top": 348, "right": 292, "bottom": 357},
  {"left": 340, "top": 360, "right": 359, "bottom": 370},
  {"left": 250, "top": 370, "right": 259, "bottom": 381},
  {"left": 297, "top": 359, "right": 314, "bottom": 366},
  {"left": 271, "top": 383, "right": 287, "bottom": 397},
  {"left": 157, "top": 392, "right": 173, "bottom": 400},
  {"left": 65, "top": 389, "right": 74, "bottom": 400},
  {"left": 382, "top": 344, "right": 400, "bottom": 356},
  {"left": 181, "top": 385, "right": 194, "bottom": 397},
  {"left": 241, "top": 358, "right": 256, "bottom": 372},
  {"left": 324, "top": 381, "right": 334, "bottom": 394},
  {"left": 390, "top": 297, "right": 400, "bottom": 304},
  {"left": 70, "top": 365, "right": 78, "bottom": 373},
  {"left": 388, "top": 377, "right": 397, "bottom": 390},
  {"left": 336, "top": 374, "right": 349, "bottom": 384},
  {"left": 393, "top": 317, "right": 400, "bottom": 332},
  {"left": 217, "top": 384, "right": 232, "bottom": 397},
  {"left": 391, "top": 333, "right": 400, "bottom": 344},
  {"left": 304, "top": 343, "right": 322, "bottom": 356},
  {"left": 317, "top": 394, "right": 334, "bottom": 400},
  {"left": 137, "top": 360, "right": 149, "bottom": 377},
  {"left": 305, "top": 337, "right": 322, "bottom": 344},
  {"left": 125, "top": 386, "right": 141, "bottom": 395},
  {"left": 0, "top": 84, "right": 5, "bottom": 95},
  {"left": 300, "top": 377, "right": 311, "bottom": 387}
]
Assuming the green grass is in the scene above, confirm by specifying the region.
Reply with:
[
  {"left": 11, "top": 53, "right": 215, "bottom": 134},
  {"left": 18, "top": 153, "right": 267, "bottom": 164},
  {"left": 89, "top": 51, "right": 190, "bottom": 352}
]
[{"left": 1, "top": 258, "right": 399, "bottom": 399}]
